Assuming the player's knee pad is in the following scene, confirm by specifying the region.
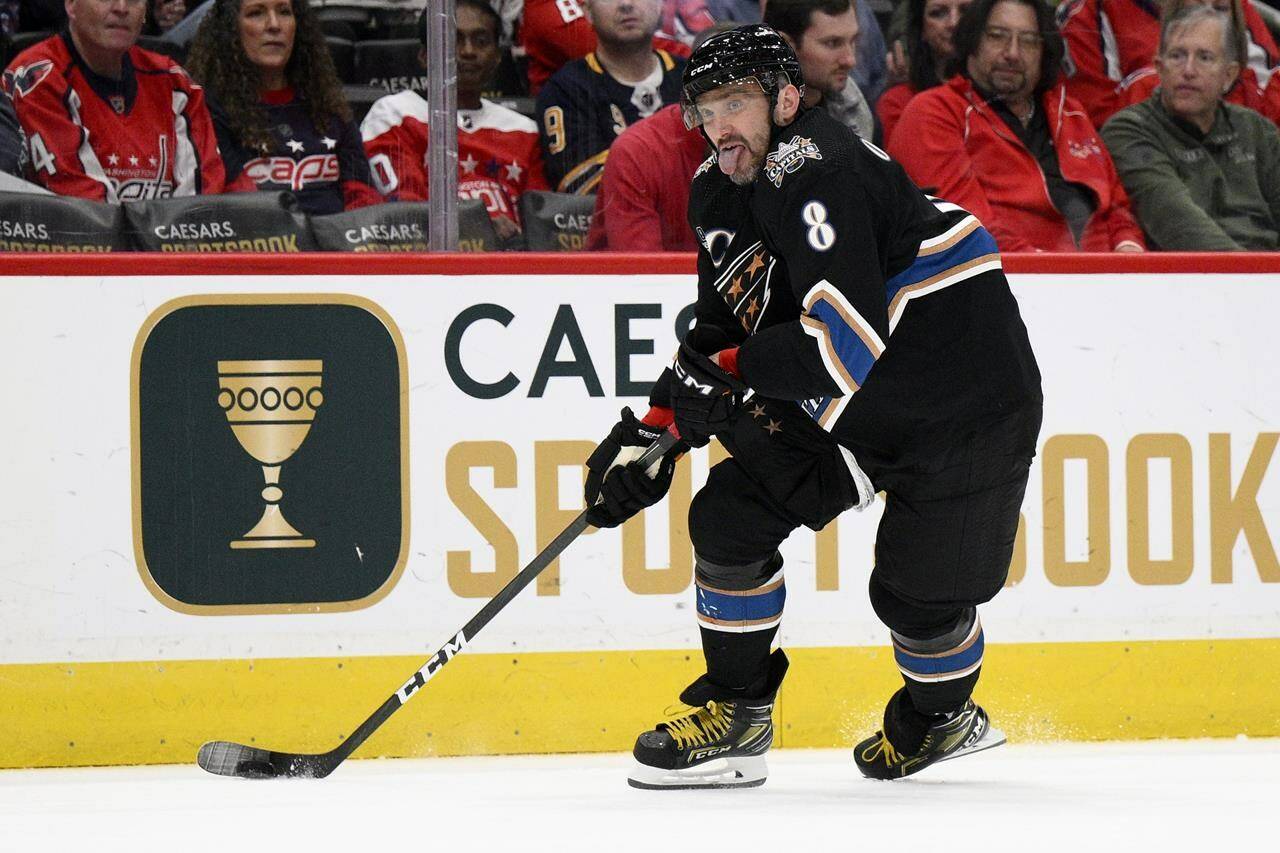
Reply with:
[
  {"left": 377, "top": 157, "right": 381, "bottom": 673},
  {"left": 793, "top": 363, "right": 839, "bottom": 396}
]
[{"left": 693, "top": 551, "right": 785, "bottom": 634}]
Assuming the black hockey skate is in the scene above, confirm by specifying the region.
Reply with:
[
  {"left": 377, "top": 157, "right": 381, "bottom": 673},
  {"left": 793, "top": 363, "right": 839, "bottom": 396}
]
[
  {"left": 854, "top": 689, "right": 1005, "bottom": 780},
  {"left": 628, "top": 650, "right": 787, "bottom": 790}
]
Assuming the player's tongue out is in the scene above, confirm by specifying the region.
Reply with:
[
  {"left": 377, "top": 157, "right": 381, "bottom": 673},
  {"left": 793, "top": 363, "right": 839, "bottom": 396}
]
[{"left": 718, "top": 144, "right": 745, "bottom": 175}]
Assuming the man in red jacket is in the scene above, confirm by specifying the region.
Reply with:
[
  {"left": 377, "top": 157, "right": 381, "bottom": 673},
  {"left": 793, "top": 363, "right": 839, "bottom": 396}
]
[
  {"left": 3, "top": 0, "right": 224, "bottom": 201},
  {"left": 586, "top": 102, "right": 707, "bottom": 250},
  {"left": 889, "top": 0, "right": 1144, "bottom": 253}
]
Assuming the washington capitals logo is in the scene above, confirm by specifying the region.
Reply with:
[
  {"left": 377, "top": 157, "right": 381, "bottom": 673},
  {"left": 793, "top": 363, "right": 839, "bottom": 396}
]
[
  {"left": 4, "top": 60, "right": 53, "bottom": 97},
  {"left": 763, "top": 135, "right": 822, "bottom": 188}
]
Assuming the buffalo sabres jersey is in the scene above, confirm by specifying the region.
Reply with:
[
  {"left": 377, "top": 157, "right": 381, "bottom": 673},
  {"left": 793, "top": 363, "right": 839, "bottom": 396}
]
[
  {"left": 361, "top": 91, "right": 548, "bottom": 227},
  {"left": 215, "top": 87, "right": 381, "bottom": 215},
  {"left": 2, "top": 32, "right": 224, "bottom": 202},
  {"left": 683, "top": 107, "right": 1041, "bottom": 463},
  {"left": 535, "top": 50, "right": 685, "bottom": 195}
]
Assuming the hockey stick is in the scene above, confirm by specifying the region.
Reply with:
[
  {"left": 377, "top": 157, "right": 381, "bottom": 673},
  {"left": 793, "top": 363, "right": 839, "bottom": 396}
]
[{"left": 197, "top": 427, "right": 681, "bottom": 779}]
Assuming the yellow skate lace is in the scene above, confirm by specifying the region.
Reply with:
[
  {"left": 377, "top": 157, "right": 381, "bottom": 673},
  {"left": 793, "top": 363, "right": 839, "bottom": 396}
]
[
  {"left": 659, "top": 702, "right": 734, "bottom": 751},
  {"left": 859, "top": 732, "right": 903, "bottom": 766}
]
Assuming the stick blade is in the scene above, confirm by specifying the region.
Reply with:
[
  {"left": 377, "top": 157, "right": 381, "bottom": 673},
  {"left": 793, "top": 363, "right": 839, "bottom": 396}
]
[{"left": 197, "top": 741, "right": 333, "bottom": 779}]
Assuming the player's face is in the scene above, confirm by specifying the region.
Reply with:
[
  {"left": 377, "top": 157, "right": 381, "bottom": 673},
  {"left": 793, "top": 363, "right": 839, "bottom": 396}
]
[
  {"left": 239, "top": 0, "right": 296, "bottom": 79},
  {"left": 456, "top": 6, "right": 501, "bottom": 97},
  {"left": 66, "top": 0, "right": 146, "bottom": 59},
  {"left": 966, "top": 0, "right": 1042, "bottom": 101},
  {"left": 694, "top": 82, "right": 773, "bottom": 186},
  {"left": 921, "top": 0, "right": 971, "bottom": 59},
  {"left": 586, "top": 0, "right": 662, "bottom": 48},
  {"left": 796, "top": 8, "right": 858, "bottom": 97},
  {"left": 1157, "top": 17, "right": 1238, "bottom": 130}
]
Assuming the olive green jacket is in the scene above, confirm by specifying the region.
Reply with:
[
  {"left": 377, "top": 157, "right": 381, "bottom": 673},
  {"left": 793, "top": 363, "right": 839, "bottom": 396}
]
[{"left": 1101, "top": 93, "right": 1280, "bottom": 250}]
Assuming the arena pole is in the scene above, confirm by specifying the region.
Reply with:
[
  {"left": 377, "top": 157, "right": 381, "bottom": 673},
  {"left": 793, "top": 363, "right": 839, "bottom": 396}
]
[{"left": 426, "top": 0, "right": 459, "bottom": 251}]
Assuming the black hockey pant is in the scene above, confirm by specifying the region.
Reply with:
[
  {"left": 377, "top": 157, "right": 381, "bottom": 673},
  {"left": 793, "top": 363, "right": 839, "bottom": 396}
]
[{"left": 686, "top": 398, "right": 1041, "bottom": 715}]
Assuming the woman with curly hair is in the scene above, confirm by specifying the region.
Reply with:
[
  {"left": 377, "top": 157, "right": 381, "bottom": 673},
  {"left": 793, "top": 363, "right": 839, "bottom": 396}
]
[{"left": 186, "top": 0, "right": 382, "bottom": 214}]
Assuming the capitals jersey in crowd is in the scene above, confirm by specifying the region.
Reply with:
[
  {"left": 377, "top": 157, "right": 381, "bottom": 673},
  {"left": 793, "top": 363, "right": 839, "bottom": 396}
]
[
  {"left": 361, "top": 90, "right": 547, "bottom": 227},
  {"left": 519, "top": 0, "right": 692, "bottom": 95},
  {"left": 2, "top": 32, "right": 224, "bottom": 201},
  {"left": 535, "top": 50, "right": 684, "bottom": 195},
  {"left": 214, "top": 87, "right": 381, "bottom": 215},
  {"left": 679, "top": 107, "right": 1040, "bottom": 464}
]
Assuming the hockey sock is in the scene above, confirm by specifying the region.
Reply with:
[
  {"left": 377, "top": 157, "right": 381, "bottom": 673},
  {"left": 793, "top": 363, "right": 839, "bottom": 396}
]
[
  {"left": 891, "top": 608, "right": 984, "bottom": 716},
  {"left": 687, "top": 551, "right": 786, "bottom": 702}
]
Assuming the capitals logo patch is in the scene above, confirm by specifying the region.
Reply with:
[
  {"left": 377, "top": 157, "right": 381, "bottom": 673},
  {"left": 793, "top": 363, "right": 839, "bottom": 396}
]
[
  {"left": 4, "top": 59, "right": 54, "bottom": 97},
  {"left": 764, "top": 135, "right": 822, "bottom": 187}
]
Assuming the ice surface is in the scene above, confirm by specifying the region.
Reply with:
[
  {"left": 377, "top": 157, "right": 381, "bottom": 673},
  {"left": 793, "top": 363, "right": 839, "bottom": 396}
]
[{"left": 1, "top": 740, "right": 1274, "bottom": 852}]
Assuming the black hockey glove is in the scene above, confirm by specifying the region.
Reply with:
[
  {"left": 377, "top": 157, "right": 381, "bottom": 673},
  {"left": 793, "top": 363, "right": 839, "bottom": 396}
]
[
  {"left": 584, "top": 407, "right": 686, "bottom": 529},
  {"left": 671, "top": 342, "right": 747, "bottom": 448}
]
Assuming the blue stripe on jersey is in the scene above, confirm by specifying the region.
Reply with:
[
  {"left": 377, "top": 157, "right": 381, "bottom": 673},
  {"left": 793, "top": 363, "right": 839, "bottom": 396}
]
[
  {"left": 806, "top": 295, "right": 880, "bottom": 388},
  {"left": 885, "top": 226, "right": 999, "bottom": 308},
  {"left": 696, "top": 582, "right": 787, "bottom": 625},
  {"left": 893, "top": 628, "right": 985, "bottom": 679}
]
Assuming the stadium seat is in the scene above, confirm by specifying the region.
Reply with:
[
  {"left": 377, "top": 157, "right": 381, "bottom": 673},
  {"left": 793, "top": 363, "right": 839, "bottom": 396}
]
[
  {"left": 353, "top": 38, "right": 423, "bottom": 92},
  {"left": 312, "top": 199, "right": 499, "bottom": 251},
  {"left": 3, "top": 30, "right": 52, "bottom": 67},
  {"left": 519, "top": 191, "right": 595, "bottom": 252},
  {"left": 125, "top": 191, "right": 316, "bottom": 252},
  {"left": 325, "top": 36, "right": 356, "bottom": 84},
  {"left": 342, "top": 84, "right": 387, "bottom": 125},
  {"left": 0, "top": 190, "right": 127, "bottom": 251},
  {"left": 137, "top": 35, "right": 187, "bottom": 64}
]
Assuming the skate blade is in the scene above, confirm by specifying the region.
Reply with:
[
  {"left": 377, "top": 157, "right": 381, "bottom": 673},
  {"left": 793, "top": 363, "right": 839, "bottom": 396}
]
[
  {"left": 936, "top": 724, "right": 1006, "bottom": 766},
  {"left": 627, "top": 755, "right": 768, "bottom": 790}
]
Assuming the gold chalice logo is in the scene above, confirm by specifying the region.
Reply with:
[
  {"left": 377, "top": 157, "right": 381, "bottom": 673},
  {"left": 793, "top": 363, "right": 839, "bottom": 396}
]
[{"left": 217, "top": 360, "right": 324, "bottom": 549}]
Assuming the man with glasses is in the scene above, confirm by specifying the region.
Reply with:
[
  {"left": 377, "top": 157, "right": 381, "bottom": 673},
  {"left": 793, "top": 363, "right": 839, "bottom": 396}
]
[
  {"left": 888, "top": 0, "right": 1145, "bottom": 253},
  {"left": 1102, "top": 5, "right": 1280, "bottom": 249}
]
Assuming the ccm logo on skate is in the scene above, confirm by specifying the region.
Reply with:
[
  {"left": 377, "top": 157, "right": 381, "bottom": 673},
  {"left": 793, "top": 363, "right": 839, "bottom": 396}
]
[
  {"left": 397, "top": 631, "right": 468, "bottom": 702},
  {"left": 674, "top": 362, "right": 714, "bottom": 396},
  {"left": 688, "top": 745, "right": 731, "bottom": 762}
]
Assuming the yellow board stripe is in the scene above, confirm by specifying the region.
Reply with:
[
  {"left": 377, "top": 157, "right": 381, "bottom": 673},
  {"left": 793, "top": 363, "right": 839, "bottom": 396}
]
[{"left": 2, "top": 638, "right": 1278, "bottom": 769}]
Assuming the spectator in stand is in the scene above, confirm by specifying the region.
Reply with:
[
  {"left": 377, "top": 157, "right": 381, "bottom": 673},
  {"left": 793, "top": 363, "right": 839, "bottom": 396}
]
[
  {"left": 536, "top": 0, "right": 686, "bottom": 194},
  {"left": 362, "top": 1, "right": 547, "bottom": 240},
  {"left": 1056, "top": 0, "right": 1278, "bottom": 130},
  {"left": 1114, "top": 0, "right": 1277, "bottom": 123},
  {"left": 878, "top": 0, "right": 970, "bottom": 143},
  {"left": 144, "top": 0, "right": 189, "bottom": 36},
  {"left": 186, "top": 0, "right": 380, "bottom": 215},
  {"left": 0, "top": 84, "right": 25, "bottom": 175},
  {"left": 889, "top": 0, "right": 1144, "bottom": 253},
  {"left": 1102, "top": 6, "right": 1280, "bottom": 249},
  {"left": 764, "top": 0, "right": 875, "bottom": 139},
  {"left": 520, "top": 0, "right": 691, "bottom": 95},
  {"left": 586, "top": 101, "right": 706, "bottom": 250},
  {"left": 2, "top": 0, "right": 224, "bottom": 200}
]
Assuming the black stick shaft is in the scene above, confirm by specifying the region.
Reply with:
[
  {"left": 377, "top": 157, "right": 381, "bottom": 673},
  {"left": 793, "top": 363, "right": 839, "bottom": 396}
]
[{"left": 317, "top": 429, "right": 680, "bottom": 769}]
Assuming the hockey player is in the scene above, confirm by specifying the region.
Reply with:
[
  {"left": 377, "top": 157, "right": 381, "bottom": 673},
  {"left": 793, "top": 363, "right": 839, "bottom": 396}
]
[
  {"left": 3, "top": 0, "right": 225, "bottom": 201},
  {"left": 535, "top": 0, "right": 687, "bottom": 194},
  {"left": 583, "top": 25, "right": 1042, "bottom": 789}
]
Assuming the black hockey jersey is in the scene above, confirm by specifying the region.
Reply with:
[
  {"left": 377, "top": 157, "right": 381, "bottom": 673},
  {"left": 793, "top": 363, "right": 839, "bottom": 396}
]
[
  {"left": 213, "top": 87, "right": 382, "bottom": 216},
  {"left": 678, "top": 107, "right": 1041, "bottom": 464},
  {"left": 534, "top": 50, "right": 685, "bottom": 195}
]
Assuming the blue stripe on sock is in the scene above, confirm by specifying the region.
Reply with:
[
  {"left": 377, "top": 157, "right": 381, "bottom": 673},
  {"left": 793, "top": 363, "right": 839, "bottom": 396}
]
[
  {"left": 696, "top": 583, "right": 786, "bottom": 624},
  {"left": 893, "top": 628, "right": 984, "bottom": 677}
]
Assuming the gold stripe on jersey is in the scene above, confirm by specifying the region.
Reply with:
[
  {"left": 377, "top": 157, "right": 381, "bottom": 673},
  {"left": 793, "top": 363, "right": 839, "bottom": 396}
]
[{"left": 556, "top": 149, "right": 610, "bottom": 195}]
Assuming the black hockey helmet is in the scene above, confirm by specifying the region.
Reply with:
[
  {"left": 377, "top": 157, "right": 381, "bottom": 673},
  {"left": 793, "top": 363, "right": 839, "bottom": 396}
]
[{"left": 680, "top": 24, "right": 805, "bottom": 129}]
